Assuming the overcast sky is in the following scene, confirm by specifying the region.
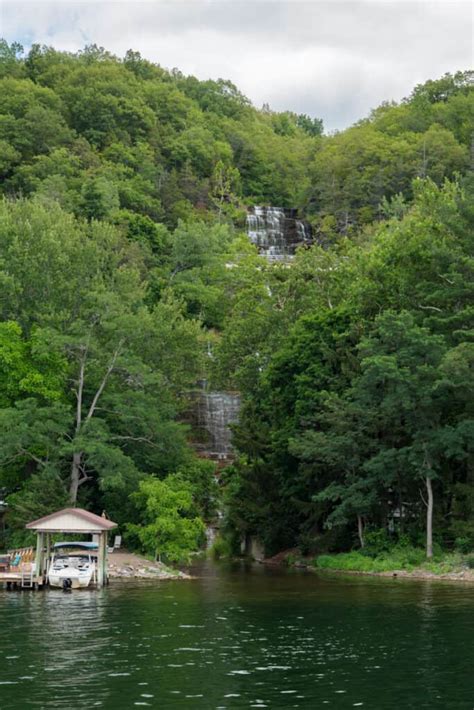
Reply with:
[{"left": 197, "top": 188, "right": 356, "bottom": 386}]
[{"left": 1, "top": 0, "right": 472, "bottom": 130}]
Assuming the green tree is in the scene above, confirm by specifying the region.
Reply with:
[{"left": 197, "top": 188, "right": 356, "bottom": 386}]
[
  {"left": 127, "top": 475, "right": 205, "bottom": 561},
  {"left": 351, "top": 312, "right": 448, "bottom": 558},
  {"left": 0, "top": 321, "right": 65, "bottom": 406},
  {"left": 0, "top": 199, "right": 202, "bottom": 514},
  {"left": 80, "top": 176, "right": 119, "bottom": 221},
  {"left": 210, "top": 160, "right": 241, "bottom": 221}
]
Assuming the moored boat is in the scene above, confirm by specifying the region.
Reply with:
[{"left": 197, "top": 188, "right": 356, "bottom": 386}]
[{"left": 48, "top": 542, "right": 98, "bottom": 589}]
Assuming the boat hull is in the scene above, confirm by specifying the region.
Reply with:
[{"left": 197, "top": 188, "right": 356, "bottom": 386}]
[
  {"left": 48, "top": 566, "right": 95, "bottom": 589},
  {"left": 49, "top": 575, "right": 91, "bottom": 589}
]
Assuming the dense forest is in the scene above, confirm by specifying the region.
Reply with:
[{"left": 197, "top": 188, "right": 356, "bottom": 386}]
[{"left": 0, "top": 40, "right": 472, "bottom": 563}]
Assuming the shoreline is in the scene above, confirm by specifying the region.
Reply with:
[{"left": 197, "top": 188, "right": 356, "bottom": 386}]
[
  {"left": 107, "top": 550, "right": 192, "bottom": 581},
  {"left": 260, "top": 550, "right": 474, "bottom": 583},
  {"left": 309, "top": 566, "right": 474, "bottom": 583}
]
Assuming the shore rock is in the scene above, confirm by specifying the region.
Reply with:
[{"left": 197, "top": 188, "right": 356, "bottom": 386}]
[{"left": 107, "top": 550, "right": 192, "bottom": 581}]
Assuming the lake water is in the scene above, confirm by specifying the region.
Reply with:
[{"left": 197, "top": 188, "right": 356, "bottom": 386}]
[{"left": 1, "top": 561, "right": 473, "bottom": 709}]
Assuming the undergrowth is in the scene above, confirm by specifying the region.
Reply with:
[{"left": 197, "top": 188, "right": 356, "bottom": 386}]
[{"left": 313, "top": 547, "right": 468, "bottom": 574}]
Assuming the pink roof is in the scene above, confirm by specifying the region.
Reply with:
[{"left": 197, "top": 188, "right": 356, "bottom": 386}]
[{"left": 26, "top": 507, "right": 117, "bottom": 531}]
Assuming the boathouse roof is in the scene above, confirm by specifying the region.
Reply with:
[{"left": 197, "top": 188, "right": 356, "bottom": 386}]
[{"left": 26, "top": 508, "right": 117, "bottom": 533}]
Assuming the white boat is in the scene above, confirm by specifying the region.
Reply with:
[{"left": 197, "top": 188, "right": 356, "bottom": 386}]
[{"left": 48, "top": 542, "right": 97, "bottom": 589}]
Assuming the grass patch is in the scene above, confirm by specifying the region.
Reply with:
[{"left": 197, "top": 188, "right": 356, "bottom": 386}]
[
  {"left": 314, "top": 546, "right": 427, "bottom": 573},
  {"left": 422, "top": 553, "right": 464, "bottom": 574},
  {"left": 312, "top": 548, "right": 474, "bottom": 575}
]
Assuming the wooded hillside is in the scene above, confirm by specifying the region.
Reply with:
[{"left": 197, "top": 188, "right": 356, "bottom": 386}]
[{"left": 0, "top": 40, "right": 472, "bottom": 561}]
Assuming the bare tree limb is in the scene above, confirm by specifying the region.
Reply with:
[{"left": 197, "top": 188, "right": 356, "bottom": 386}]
[
  {"left": 75, "top": 345, "right": 87, "bottom": 434},
  {"left": 170, "top": 264, "right": 189, "bottom": 281},
  {"left": 18, "top": 449, "right": 47, "bottom": 468},
  {"left": 418, "top": 304, "right": 442, "bottom": 313},
  {"left": 86, "top": 339, "right": 125, "bottom": 423},
  {"left": 110, "top": 435, "right": 159, "bottom": 447},
  {"left": 438, "top": 273, "right": 455, "bottom": 285},
  {"left": 419, "top": 487, "right": 428, "bottom": 508}
]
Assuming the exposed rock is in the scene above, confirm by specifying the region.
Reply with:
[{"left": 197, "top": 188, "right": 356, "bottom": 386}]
[{"left": 107, "top": 551, "right": 192, "bottom": 581}]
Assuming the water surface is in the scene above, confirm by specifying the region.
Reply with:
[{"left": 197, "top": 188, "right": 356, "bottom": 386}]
[{"left": 1, "top": 561, "right": 473, "bottom": 708}]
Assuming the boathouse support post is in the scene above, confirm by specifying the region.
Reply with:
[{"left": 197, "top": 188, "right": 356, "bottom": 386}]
[
  {"left": 97, "top": 531, "right": 107, "bottom": 588},
  {"left": 35, "top": 532, "right": 44, "bottom": 578},
  {"left": 104, "top": 531, "right": 108, "bottom": 586},
  {"left": 44, "top": 533, "right": 51, "bottom": 583}
]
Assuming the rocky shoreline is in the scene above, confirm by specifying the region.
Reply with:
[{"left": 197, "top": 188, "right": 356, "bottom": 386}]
[{"left": 107, "top": 551, "right": 192, "bottom": 581}]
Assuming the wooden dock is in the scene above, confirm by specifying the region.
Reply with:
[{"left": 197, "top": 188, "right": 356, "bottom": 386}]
[{"left": 0, "top": 570, "right": 43, "bottom": 590}]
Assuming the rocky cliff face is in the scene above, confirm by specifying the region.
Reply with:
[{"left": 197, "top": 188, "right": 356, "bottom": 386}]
[
  {"left": 186, "top": 385, "right": 240, "bottom": 462},
  {"left": 246, "top": 207, "right": 312, "bottom": 261},
  {"left": 197, "top": 391, "right": 240, "bottom": 461}
]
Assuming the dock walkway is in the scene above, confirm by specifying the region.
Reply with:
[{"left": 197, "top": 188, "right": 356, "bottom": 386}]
[{"left": 0, "top": 571, "right": 42, "bottom": 590}]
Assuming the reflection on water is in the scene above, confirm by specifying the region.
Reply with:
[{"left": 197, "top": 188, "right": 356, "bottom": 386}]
[{"left": 1, "top": 561, "right": 473, "bottom": 708}]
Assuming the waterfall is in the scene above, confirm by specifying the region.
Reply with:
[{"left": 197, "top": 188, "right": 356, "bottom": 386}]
[
  {"left": 246, "top": 207, "right": 312, "bottom": 261},
  {"left": 197, "top": 391, "right": 241, "bottom": 460},
  {"left": 205, "top": 524, "right": 217, "bottom": 548}
]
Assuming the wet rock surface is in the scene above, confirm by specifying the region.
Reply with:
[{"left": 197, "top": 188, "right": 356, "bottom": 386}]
[{"left": 247, "top": 206, "right": 312, "bottom": 261}]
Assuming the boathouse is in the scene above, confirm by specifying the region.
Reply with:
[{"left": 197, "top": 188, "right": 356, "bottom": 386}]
[{"left": 26, "top": 508, "right": 117, "bottom": 588}]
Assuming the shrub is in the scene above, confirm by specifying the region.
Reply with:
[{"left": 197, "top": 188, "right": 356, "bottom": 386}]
[
  {"left": 363, "top": 528, "right": 392, "bottom": 555},
  {"left": 209, "top": 535, "right": 233, "bottom": 560},
  {"left": 298, "top": 527, "right": 352, "bottom": 556},
  {"left": 454, "top": 537, "right": 474, "bottom": 554}
]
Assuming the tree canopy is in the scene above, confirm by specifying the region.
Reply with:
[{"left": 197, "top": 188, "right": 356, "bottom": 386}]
[{"left": 0, "top": 39, "right": 472, "bottom": 562}]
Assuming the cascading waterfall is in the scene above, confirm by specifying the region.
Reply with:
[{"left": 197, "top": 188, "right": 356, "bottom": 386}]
[
  {"left": 204, "top": 509, "right": 224, "bottom": 549},
  {"left": 246, "top": 206, "right": 311, "bottom": 261},
  {"left": 190, "top": 388, "right": 240, "bottom": 546},
  {"left": 197, "top": 391, "right": 241, "bottom": 460}
]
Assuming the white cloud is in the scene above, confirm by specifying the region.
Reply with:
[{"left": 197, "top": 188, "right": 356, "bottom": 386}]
[{"left": 1, "top": 0, "right": 472, "bottom": 129}]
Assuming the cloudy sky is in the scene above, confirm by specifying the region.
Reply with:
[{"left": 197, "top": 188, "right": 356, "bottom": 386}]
[{"left": 1, "top": 0, "right": 472, "bottom": 130}]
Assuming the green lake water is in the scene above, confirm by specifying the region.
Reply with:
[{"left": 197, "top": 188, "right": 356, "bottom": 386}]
[{"left": 1, "top": 561, "right": 473, "bottom": 709}]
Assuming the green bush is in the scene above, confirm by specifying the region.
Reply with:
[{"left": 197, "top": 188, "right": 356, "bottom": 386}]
[
  {"left": 209, "top": 535, "right": 233, "bottom": 560},
  {"left": 284, "top": 552, "right": 306, "bottom": 566},
  {"left": 455, "top": 537, "right": 469, "bottom": 553},
  {"left": 423, "top": 554, "right": 462, "bottom": 574},
  {"left": 297, "top": 532, "right": 319, "bottom": 556},
  {"left": 297, "top": 527, "right": 352, "bottom": 556},
  {"left": 454, "top": 536, "right": 474, "bottom": 554},
  {"left": 363, "top": 528, "right": 392, "bottom": 555}
]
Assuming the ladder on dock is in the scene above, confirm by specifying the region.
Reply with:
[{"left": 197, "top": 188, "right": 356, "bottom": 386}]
[{"left": 20, "top": 568, "right": 34, "bottom": 589}]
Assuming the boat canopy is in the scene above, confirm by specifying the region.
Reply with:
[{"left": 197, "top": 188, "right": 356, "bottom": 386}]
[{"left": 53, "top": 542, "right": 99, "bottom": 550}]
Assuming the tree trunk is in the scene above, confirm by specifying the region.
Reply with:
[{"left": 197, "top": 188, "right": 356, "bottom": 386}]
[
  {"left": 68, "top": 341, "right": 123, "bottom": 505},
  {"left": 426, "top": 476, "right": 434, "bottom": 559},
  {"left": 398, "top": 473, "right": 404, "bottom": 534},
  {"left": 69, "top": 451, "right": 82, "bottom": 505},
  {"left": 357, "top": 514, "right": 365, "bottom": 548}
]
